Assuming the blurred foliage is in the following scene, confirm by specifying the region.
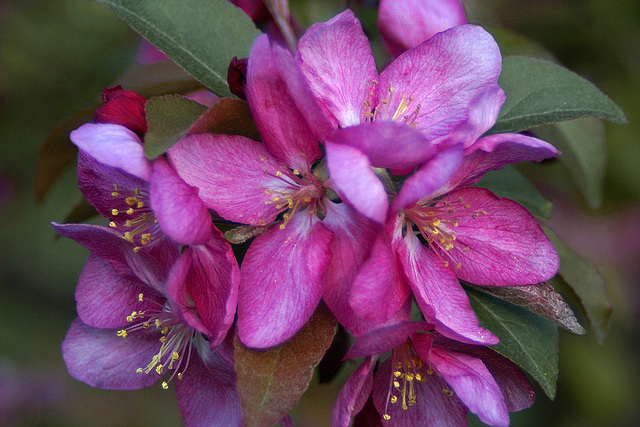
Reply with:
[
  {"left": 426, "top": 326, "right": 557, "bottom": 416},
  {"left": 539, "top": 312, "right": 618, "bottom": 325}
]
[{"left": 0, "top": 0, "right": 638, "bottom": 426}]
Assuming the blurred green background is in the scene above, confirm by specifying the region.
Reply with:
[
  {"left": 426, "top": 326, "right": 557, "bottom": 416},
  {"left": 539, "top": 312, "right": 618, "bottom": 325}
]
[{"left": 0, "top": 0, "right": 638, "bottom": 425}]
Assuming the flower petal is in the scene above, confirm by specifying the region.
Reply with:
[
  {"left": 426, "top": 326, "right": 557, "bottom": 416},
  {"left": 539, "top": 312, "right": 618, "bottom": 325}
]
[
  {"left": 397, "top": 231, "right": 499, "bottom": 345},
  {"left": 168, "top": 134, "right": 288, "bottom": 226},
  {"left": 429, "top": 346, "right": 509, "bottom": 427},
  {"left": 237, "top": 212, "right": 333, "bottom": 348},
  {"left": 76, "top": 255, "right": 164, "bottom": 329},
  {"left": 436, "top": 187, "right": 559, "bottom": 285},
  {"left": 150, "top": 157, "right": 212, "bottom": 245},
  {"left": 297, "top": 9, "right": 378, "bottom": 127},
  {"left": 70, "top": 123, "right": 152, "bottom": 181},
  {"left": 246, "top": 34, "right": 321, "bottom": 171},
  {"left": 175, "top": 341, "right": 242, "bottom": 427},
  {"left": 345, "top": 321, "right": 431, "bottom": 359},
  {"left": 350, "top": 218, "right": 411, "bottom": 323},
  {"left": 332, "top": 357, "right": 376, "bottom": 427},
  {"left": 166, "top": 229, "right": 240, "bottom": 346},
  {"left": 372, "top": 357, "right": 467, "bottom": 426},
  {"left": 62, "top": 318, "right": 161, "bottom": 390},
  {"left": 378, "top": 25, "right": 501, "bottom": 141},
  {"left": 378, "top": 0, "right": 467, "bottom": 57},
  {"left": 325, "top": 141, "right": 388, "bottom": 224}
]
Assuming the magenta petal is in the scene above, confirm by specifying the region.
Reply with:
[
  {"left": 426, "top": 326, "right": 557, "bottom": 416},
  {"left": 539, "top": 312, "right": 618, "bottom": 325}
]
[
  {"left": 76, "top": 255, "right": 164, "bottom": 329},
  {"left": 327, "top": 121, "right": 436, "bottom": 170},
  {"left": 429, "top": 346, "right": 509, "bottom": 427},
  {"left": 350, "top": 218, "right": 411, "bottom": 323},
  {"left": 438, "top": 187, "right": 559, "bottom": 285},
  {"left": 372, "top": 357, "right": 467, "bottom": 426},
  {"left": 246, "top": 34, "right": 321, "bottom": 171},
  {"left": 345, "top": 321, "right": 432, "bottom": 359},
  {"left": 391, "top": 145, "right": 463, "bottom": 212},
  {"left": 332, "top": 357, "right": 376, "bottom": 427},
  {"left": 70, "top": 123, "right": 152, "bottom": 181},
  {"left": 378, "top": 0, "right": 467, "bottom": 57},
  {"left": 397, "top": 231, "right": 498, "bottom": 345},
  {"left": 168, "top": 134, "right": 286, "bottom": 226},
  {"left": 62, "top": 318, "right": 161, "bottom": 390},
  {"left": 297, "top": 9, "right": 378, "bottom": 127},
  {"left": 166, "top": 229, "right": 240, "bottom": 346},
  {"left": 151, "top": 157, "right": 212, "bottom": 245},
  {"left": 379, "top": 25, "right": 501, "bottom": 141},
  {"left": 237, "top": 212, "right": 333, "bottom": 348},
  {"left": 325, "top": 141, "right": 388, "bottom": 224},
  {"left": 175, "top": 342, "right": 242, "bottom": 427}
]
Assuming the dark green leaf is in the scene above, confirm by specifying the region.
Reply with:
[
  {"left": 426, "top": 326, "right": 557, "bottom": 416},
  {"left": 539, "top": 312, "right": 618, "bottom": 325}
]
[
  {"left": 94, "top": 0, "right": 261, "bottom": 97},
  {"left": 490, "top": 56, "right": 627, "bottom": 134},
  {"left": 466, "top": 285, "right": 559, "bottom": 399},
  {"left": 545, "top": 228, "right": 612, "bottom": 343},
  {"left": 116, "top": 61, "right": 204, "bottom": 98},
  {"left": 234, "top": 304, "right": 337, "bottom": 427},
  {"left": 534, "top": 118, "right": 606, "bottom": 208},
  {"left": 143, "top": 95, "right": 207, "bottom": 159},
  {"left": 474, "top": 165, "right": 552, "bottom": 219}
]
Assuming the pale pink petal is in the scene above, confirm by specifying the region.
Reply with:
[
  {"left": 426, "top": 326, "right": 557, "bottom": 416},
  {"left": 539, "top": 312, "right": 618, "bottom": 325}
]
[
  {"left": 350, "top": 217, "right": 411, "bottom": 323},
  {"left": 378, "top": 0, "right": 467, "bottom": 57},
  {"left": 168, "top": 134, "right": 289, "bottom": 226},
  {"left": 237, "top": 212, "right": 333, "bottom": 348},
  {"left": 397, "top": 231, "right": 498, "bottom": 345},
  {"left": 62, "top": 318, "right": 162, "bottom": 390},
  {"left": 246, "top": 34, "right": 321, "bottom": 171},
  {"left": 331, "top": 357, "right": 377, "bottom": 427},
  {"left": 378, "top": 25, "right": 501, "bottom": 141},
  {"left": 151, "top": 157, "right": 212, "bottom": 245},
  {"left": 429, "top": 346, "right": 509, "bottom": 427},
  {"left": 70, "top": 123, "right": 152, "bottom": 181},
  {"left": 297, "top": 9, "right": 378, "bottom": 127},
  {"left": 433, "top": 187, "right": 559, "bottom": 285},
  {"left": 325, "top": 141, "right": 388, "bottom": 224}
]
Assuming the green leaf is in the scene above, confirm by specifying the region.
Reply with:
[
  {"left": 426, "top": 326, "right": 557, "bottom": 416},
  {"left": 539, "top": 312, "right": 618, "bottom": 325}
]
[
  {"left": 234, "top": 304, "right": 337, "bottom": 427},
  {"left": 534, "top": 118, "right": 606, "bottom": 209},
  {"left": 474, "top": 165, "right": 552, "bottom": 219},
  {"left": 143, "top": 94, "right": 207, "bottom": 159},
  {"left": 490, "top": 56, "right": 627, "bottom": 134},
  {"left": 545, "top": 228, "right": 612, "bottom": 343},
  {"left": 94, "top": 0, "right": 261, "bottom": 97},
  {"left": 466, "top": 285, "right": 559, "bottom": 399}
]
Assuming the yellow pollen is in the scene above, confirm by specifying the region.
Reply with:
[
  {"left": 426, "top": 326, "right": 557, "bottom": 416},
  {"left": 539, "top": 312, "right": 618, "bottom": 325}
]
[
  {"left": 415, "top": 373, "right": 422, "bottom": 381},
  {"left": 109, "top": 221, "right": 116, "bottom": 228},
  {"left": 126, "top": 315, "right": 133, "bottom": 322},
  {"left": 111, "top": 191, "right": 119, "bottom": 197},
  {"left": 112, "top": 209, "right": 119, "bottom": 216},
  {"left": 133, "top": 247, "right": 141, "bottom": 253},
  {"left": 138, "top": 293, "right": 144, "bottom": 302},
  {"left": 177, "top": 373, "right": 183, "bottom": 381},
  {"left": 432, "top": 219, "right": 441, "bottom": 227},
  {"left": 393, "top": 380, "right": 400, "bottom": 388},
  {"left": 394, "top": 371, "right": 402, "bottom": 378},
  {"left": 293, "top": 169, "right": 300, "bottom": 175},
  {"left": 464, "top": 204, "right": 471, "bottom": 209},
  {"left": 125, "top": 197, "right": 137, "bottom": 206},
  {"left": 162, "top": 382, "right": 169, "bottom": 389},
  {"left": 117, "top": 329, "right": 127, "bottom": 338},
  {"left": 136, "top": 368, "right": 143, "bottom": 374},
  {"left": 171, "top": 351, "right": 180, "bottom": 360},
  {"left": 156, "top": 364, "right": 163, "bottom": 374},
  {"left": 137, "top": 201, "right": 144, "bottom": 208},
  {"left": 303, "top": 196, "right": 312, "bottom": 204},
  {"left": 161, "top": 327, "right": 169, "bottom": 335},
  {"left": 142, "top": 322, "right": 150, "bottom": 329},
  {"left": 426, "top": 368, "right": 434, "bottom": 375},
  {"left": 126, "top": 208, "right": 134, "bottom": 215},
  {"left": 159, "top": 336, "right": 167, "bottom": 343},
  {"left": 390, "top": 396, "right": 398, "bottom": 404},
  {"left": 383, "top": 414, "right": 391, "bottom": 420},
  {"left": 275, "top": 171, "right": 282, "bottom": 177},
  {"left": 455, "top": 263, "right": 462, "bottom": 270},
  {"left": 155, "top": 319, "right": 162, "bottom": 328},
  {"left": 443, "top": 261, "right": 449, "bottom": 267}
]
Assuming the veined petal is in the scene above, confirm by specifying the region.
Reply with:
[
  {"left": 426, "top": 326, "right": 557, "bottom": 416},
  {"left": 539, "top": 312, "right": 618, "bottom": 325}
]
[
  {"left": 237, "top": 212, "right": 333, "bottom": 348},
  {"left": 246, "top": 34, "right": 321, "bottom": 171},
  {"left": 150, "top": 157, "right": 212, "bottom": 245},
  {"left": 70, "top": 123, "right": 152, "bottom": 181},
  {"left": 327, "top": 122, "right": 436, "bottom": 171},
  {"left": 168, "top": 134, "right": 290, "bottom": 226},
  {"left": 62, "top": 318, "right": 161, "bottom": 390},
  {"left": 378, "top": 0, "right": 467, "bottom": 57},
  {"left": 345, "top": 321, "right": 432, "bottom": 359},
  {"left": 378, "top": 25, "right": 502, "bottom": 141},
  {"left": 434, "top": 187, "right": 559, "bottom": 285},
  {"left": 397, "top": 231, "right": 498, "bottom": 345},
  {"left": 331, "top": 357, "right": 377, "bottom": 427},
  {"left": 76, "top": 255, "right": 164, "bottom": 329},
  {"left": 297, "top": 9, "right": 378, "bottom": 127},
  {"left": 325, "top": 141, "right": 388, "bottom": 224},
  {"left": 175, "top": 343, "right": 242, "bottom": 427},
  {"left": 350, "top": 218, "right": 411, "bottom": 323},
  {"left": 166, "top": 229, "right": 240, "bottom": 346},
  {"left": 391, "top": 145, "right": 463, "bottom": 212},
  {"left": 429, "top": 346, "right": 509, "bottom": 427},
  {"left": 372, "top": 357, "right": 467, "bottom": 426}
]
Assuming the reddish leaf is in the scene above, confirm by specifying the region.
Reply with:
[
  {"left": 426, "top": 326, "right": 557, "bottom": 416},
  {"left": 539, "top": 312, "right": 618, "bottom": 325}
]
[
  {"left": 234, "top": 303, "right": 337, "bottom": 427},
  {"left": 188, "top": 97, "right": 261, "bottom": 142},
  {"left": 471, "top": 283, "right": 586, "bottom": 335}
]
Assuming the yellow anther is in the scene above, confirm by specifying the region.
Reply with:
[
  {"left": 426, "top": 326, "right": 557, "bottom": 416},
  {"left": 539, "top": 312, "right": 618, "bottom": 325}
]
[
  {"left": 426, "top": 368, "right": 434, "bottom": 375},
  {"left": 293, "top": 169, "right": 300, "bottom": 175},
  {"left": 177, "top": 373, "right": 183, "bottom": 380},
  {"left": 390, "top": 396, "right": 398, "bottom": 404},
  {"left": 464, "top": 204, "right": 471, "bottom": 209},
  {"left": 137, "top": 201, "right": 144, "bottom": 208},
  {"left": 156, "top": 364, "right": 164, "bottom": 374},
  {"left": 142, "top": 322, "right": 150, "bottom": 329},
  {"left": 117, "top": 329, "right": 127, "bottom": 338},
  {"left": 124, "top": 232, "right": 133, "bottom": 242},
  {"left": 463, "top": 247, "right": 469, "bottom": 253},
  {"left": 394, "top": 371, "right": 402, "bottom": 378},
  {"left": 275, "top": 171, "right": 282, "bottom": 177},
  {"left": 155, "top": 319, "right": 162, "bottom": 328},
  {"left": 383, "top": 414, "right": 391, "bottom": 420},
  {"left": 111, "top": 191, "right": 119, "bottom": 197},
  {"left": 445, "top": 243, "right": 454, "bottom": 251},
  {"left": 432, "top": 219, "right": 441, "bottom": 227},
  {"left": 415, "top": 374, "right": 422, "bottom": 382},
  {"left": 133, "top": 247, "right": 141, "bottom": 253},
  {"left": 159, "top": 336, "right": 167, "bottom": 343},
  {"left": 161, "top": 327, "right": 169, "bottom": 335},
  {"left": 302, "top": 196, "right": 312, "bottom": 204},
  {"left": 393, "top": 380, "right": 400, "bottom": 388},
  {"left": 472, "top": 213, "right": 479, "bottom": 219},
  {"left": 126, "top": 208, "right": 134, "bottom": 215},
  {"left": 162, "top": 382, "right": 169, "bottom": 389},
  {"left": 125, "top": 197, "right": 137, "bottom": 206},
  {"left": 126, "top": 315, "right": 133, "bottom": 322},
  {"left": 138, "top": 293, "right": 144, "bottom": 302},
  {"left": 431, "top": 228, "right": 439, "bottom": 235},
  {"left": 455, "top": 263, "right": 462, "bottom": 270},
  {"left": 112, "top": 209, "right": 119, "bottom": 216},
  {"left": 109, "top": 221, "right": 117, "bottom": 228},
  {"left": 136, "top": 367, "right": 143, "bottom": 374},
  {"left": 443, "top": 389, "right": 454, "bottom": 397},
  {"left": 443, "top": 261, "right": 449, "bottom": 267}
]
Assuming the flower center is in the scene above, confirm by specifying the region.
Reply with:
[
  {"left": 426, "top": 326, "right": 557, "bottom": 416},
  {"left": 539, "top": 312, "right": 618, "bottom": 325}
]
[
  {"left": 382, "top": 341, "right": 429, "bottom": 420},
  {"left": 116, "top": 293, "right": 195, "bottom": 389},
  {"left": 108, "top": 184, "right": 160, "bottom": 251},
  {"left": 363, "top": 81, "right": 421, "bottom": 126}
]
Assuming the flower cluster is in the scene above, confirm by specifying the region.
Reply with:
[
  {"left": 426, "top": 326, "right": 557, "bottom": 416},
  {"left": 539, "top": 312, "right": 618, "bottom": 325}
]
[{"left": 55, "top": 1, "right": 565, "bottom": 426}]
